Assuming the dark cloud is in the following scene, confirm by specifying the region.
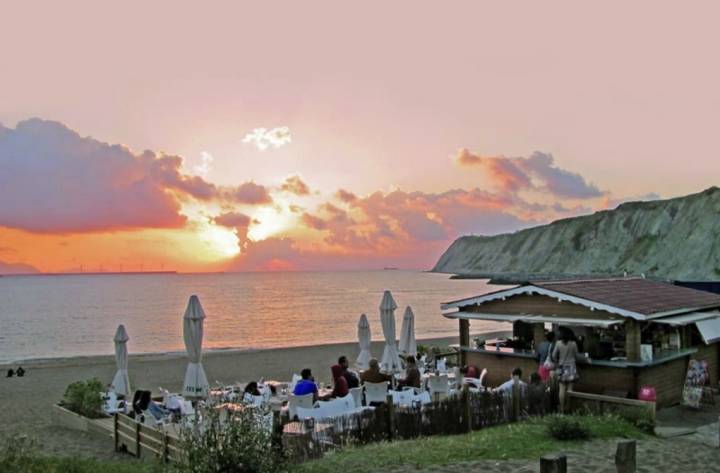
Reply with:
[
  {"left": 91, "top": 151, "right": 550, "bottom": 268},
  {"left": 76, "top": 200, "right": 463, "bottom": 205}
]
[
  {"left": 0, "top": 119, "right": 272, "bottom": 233},
  {"left": 455, "top": 149, "right": 605, "bottom": 199}
]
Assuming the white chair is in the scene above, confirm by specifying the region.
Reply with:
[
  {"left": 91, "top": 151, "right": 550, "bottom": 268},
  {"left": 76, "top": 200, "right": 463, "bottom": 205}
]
[
  {"left": 391, "top": 389, "right": 415, "bottom": 406},
  {"left": 479, "top": 368, "right": 488, "bottom": 388},
  {"left": 436, "top": 358, "right": 447, "bottom": 373},
  {"left": 288, "top": 392, "right": 314, "bottom": 420},
  {"left": 349, "top": 386, "right": 364, "bottom": 407},
  {"left": 102, "top": 392, "right": 127, "bottom": 415},
  {"left": 428, "top": 375, "right": 449, "bottom": 402},
  {"left": 364, "top": 381, "right": 389, "bottom": 404},
  {"left": 414, "top": 391, "right": 432, "bottom": 405},
  {"left": 288, "top": 374, "right": 302, "bottom": 393}
]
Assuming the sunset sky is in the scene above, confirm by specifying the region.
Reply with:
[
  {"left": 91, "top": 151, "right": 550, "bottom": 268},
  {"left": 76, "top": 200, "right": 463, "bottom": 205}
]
[{"left": 2, "top": 1, "right": 720, "bottom": 273}]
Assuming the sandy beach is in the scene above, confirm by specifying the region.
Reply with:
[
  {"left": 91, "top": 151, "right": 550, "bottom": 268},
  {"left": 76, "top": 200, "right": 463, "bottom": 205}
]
[{"left": 0, "top": 333, "right": 506, "bottom": 459}]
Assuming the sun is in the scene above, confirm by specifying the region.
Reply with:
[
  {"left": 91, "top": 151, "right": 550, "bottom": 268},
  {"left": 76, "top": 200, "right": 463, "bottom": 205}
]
[{"left": 202, "top": 224, "right": 241, "bottom": 258}]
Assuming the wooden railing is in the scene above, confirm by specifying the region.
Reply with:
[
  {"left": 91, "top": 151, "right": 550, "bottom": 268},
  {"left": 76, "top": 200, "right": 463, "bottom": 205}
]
[
  {"left": 114, "top": 414, "right": 182, "bottom": 463},
  {"left": 567, "top": 391, "right": 656, "bottom": 421}
]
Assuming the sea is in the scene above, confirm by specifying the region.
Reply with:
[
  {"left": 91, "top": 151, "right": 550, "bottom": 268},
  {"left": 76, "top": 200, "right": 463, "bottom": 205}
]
[{"left": 0, "top": 270, "right": 503, "bottom": 363}]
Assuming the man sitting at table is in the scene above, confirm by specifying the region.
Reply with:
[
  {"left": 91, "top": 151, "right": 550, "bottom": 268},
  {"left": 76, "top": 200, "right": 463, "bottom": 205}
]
[
  {"left": 360, "top": 358, "right": 392, "bottom": 384},
  {"left": 397, "top": 355, "right": 421, "bottom": 389},
  {"left": 495, "top": 367, "right": 527, "bottom": 395},
  {"left": 293, "top": 368, "right": 319, "bottom": 402},
  {"left": 338, "top": 355, "right": 360, "bottom": 388}
]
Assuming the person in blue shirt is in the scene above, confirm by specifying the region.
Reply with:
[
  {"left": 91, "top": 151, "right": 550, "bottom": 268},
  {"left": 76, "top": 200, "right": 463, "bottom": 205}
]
[{"left": 293, "top": 368, "right": 318, "bottom": 401}]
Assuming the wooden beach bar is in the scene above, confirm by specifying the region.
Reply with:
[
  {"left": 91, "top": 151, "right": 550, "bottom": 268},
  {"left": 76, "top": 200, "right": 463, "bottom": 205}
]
[{"left": 442, "top": 278, "right": 720, "bottom": 407}]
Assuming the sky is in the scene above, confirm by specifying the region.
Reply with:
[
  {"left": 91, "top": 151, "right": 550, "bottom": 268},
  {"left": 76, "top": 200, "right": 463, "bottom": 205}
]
[{"left": 1, "top": 1, "right": 719, "bottom": 273}]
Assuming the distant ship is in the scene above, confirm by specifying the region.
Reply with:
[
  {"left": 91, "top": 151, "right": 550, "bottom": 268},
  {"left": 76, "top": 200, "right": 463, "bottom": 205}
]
[{"left": 383, "top": 267, "right": 399, "bottom": 270}]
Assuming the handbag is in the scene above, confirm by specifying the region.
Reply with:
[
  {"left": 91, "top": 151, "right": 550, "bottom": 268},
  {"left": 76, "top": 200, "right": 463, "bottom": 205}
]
[{"left": 542, "top": 342, "right": 556, "bottom": 370}]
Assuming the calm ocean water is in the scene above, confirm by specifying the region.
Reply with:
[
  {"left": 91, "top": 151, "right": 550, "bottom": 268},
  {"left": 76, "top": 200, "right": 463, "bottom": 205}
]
[{"left": 0, "top": 271, "right": 503, "bottom": 363}]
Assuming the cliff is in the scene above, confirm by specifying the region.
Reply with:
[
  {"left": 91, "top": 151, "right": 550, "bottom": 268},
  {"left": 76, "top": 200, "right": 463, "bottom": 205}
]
[{"left": 432, "top": 187, "right": 720, "bottom": 281}]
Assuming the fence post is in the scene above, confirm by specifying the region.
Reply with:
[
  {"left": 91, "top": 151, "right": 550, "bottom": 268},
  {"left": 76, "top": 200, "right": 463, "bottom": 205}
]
[
  {"left": 615, "top": 440, "right": 636, "bottom": 473},
  {"left": 462, "top": 383, "right": 471, "bottom": 432},
  {"left": 511, "top": 381, "right": 520, "bottom": 422},
  {"left": 113, "top": 414, "right": 119, "bottom": 452},
  {"left": 540, "top": 453, "right": 567, "bottom": 473},
  {"left": 270, "top": 410, "right": 283, "bottom": 450},
  {"left": 386, "top": 393, "right": 395, "bottom": 441},
  {"left": 162, "top": 432, "right": 169, "bottom": 464},
  {"left": 135, "top": 421, "right": 142, "bottom": 458}
]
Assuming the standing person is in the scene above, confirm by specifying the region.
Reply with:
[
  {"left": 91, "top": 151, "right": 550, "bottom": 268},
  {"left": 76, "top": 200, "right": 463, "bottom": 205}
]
[
  {"left": 338, "top": 356, "right": 360, "bottom": 388},
  {"left": 551, "top": 327, "right": 590, "bottom": 413},
  {"left": 536, "top": 331, "right": 556, "bottom": 382}
]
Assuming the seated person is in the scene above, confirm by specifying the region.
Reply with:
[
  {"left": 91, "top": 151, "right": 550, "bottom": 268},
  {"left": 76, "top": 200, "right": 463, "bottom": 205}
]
[
  {"left": 6, "top": 368, "right": 14, "bottom": 378},
  {"left": 460, "top": 364, "right": 480, "bottom": 379},
  {"left": 495, "top": 367, "right": 527, "bottom": 395},
  {"left": 330, "top": 364, "right": 349, "bottom": 398},
  {"left": 338, "top": 355, "right": 360, "bottom": 388},
  {"left": 16, "top": 366, "right": 25, "bottom": 377},
  {"left": 293, "top": 368, "right": 319, "bottom": 402},
  {"left": 527, "top": 372, "right": 547, "bottom": 416},
  {"left": 243, "top": 381, "right": 262, "bottom": 403},
  {"left": 360, "top": 358, "right": 392, "bottom": 384},
  {"left": 397, "top": 355, "right": 421, "bottom": 389}
]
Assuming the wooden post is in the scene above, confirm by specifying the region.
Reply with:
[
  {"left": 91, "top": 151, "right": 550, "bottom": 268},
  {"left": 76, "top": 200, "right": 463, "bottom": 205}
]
[
  {"left": 540, "top": 453, "right": 567, "bottom": 473},
  {"left": 113, "top": 414, "right": 119, "bottom": 452},
  {"left": 462, "top": 383, "right": 472, "bottom": 432},
  {"left": 162, "top": 432, "right": 169, "bottom": 464},
  {"left": 459, "top": 318, "right": 470, "bottom": 365},
  {"left": 615, "top": 439, "right": 636, "bottom": 473},
  {"left": 511, "top": 381, "right": 521, "bottom": 422},
  {"left": 386, "top": 393, "right": 395, "bottom": 441},
  {"left": 625, "top": 319, "right": 641, "bottom": 363},
  {"left": 270, "top": 410, "right": 283, "bottom": 450},
  {"left": 135, "top": 421, "right": 142, "bottom": 458}
]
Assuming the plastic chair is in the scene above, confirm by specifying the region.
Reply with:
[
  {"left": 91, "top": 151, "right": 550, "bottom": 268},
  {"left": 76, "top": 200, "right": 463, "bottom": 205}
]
[
  {"left": 349, "top": 386, "right": 364, "bottom": 407},
  {"left": 364, "top": 381, "right": 389, "bottom": 404},
  {"left": 391, "top": 389, "right": 415, "bottom": 406},
  {"left": 428, "top": 374, "right": 449, "bottom": 402},
  {"left": 288, "top": 374, "right": 302, "bottom": 393},
  {"left": 288, "top": 392, "right": 314, "bottom": 420},
  {"left": 436, "top": 358, "right": 447, "bottom": 373}
]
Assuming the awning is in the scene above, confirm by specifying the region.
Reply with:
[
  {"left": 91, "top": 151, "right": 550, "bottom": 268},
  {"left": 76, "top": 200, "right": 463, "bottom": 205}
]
[
  {"left": 442, "top": 311, "right": 526, "bottom": 322},
  {"left": 696, "top": 318, "right": 720, "bottom": 344},
  {"left": 652, "top": 311, "right": 720, "bottom": 326},
  {"left": 443, "top": 311, "right": 623, "bottom": 328}
]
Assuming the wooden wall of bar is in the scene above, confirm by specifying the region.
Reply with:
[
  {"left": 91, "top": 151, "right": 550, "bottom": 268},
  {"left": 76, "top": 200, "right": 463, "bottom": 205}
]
[{"left": 468, "top": 293, "right": 622, "bottom": 321}]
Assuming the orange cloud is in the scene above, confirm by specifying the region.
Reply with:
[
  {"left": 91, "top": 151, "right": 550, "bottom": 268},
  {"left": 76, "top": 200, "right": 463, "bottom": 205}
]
[{"left": 280, "top": 175, "right": 311, "bottom": 196}]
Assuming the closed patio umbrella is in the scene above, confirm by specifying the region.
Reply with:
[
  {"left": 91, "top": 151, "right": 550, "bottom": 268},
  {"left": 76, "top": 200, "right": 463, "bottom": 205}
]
[
  {"left": 111, "top": 324, "right": 131, "bottom": 397},
  {"left": 379, "top": 290, "right": 402, "bottom": 374},
  {"left": 355, "top": 313, "right": 372, "bottom": 370},
  {"left": 183, "top": 295, "right": 209, "bottom": 398},
  {"left": 399, "top": 306, "right": 417, "bottom": 357}
]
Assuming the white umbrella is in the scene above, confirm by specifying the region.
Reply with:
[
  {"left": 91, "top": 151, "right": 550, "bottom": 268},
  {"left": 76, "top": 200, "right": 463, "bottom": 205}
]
[
  {"left": 183, "top": 295, "right": 209, "bottom": 398},
  {"left": 399, "top": 306, "right": 417, "bottom": 357},
  {"left": 379, "top": 290, "right": 402, "bottom": 373},
  {"left": 355, "top": 313, "right": 372, "bottom": 370},
  {"left": 111, "top": 324, "right": 131, "bottom": 397}
]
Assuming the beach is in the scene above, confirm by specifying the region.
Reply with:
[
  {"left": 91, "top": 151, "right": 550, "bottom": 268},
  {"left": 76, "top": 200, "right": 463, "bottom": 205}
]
[{"left": 0, "top": 334, "right": 505, "bottom": 459}]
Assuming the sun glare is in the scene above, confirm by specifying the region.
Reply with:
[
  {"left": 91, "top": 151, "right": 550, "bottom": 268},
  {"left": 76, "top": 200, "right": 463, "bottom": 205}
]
[
  {"left": 247, "top": 206, "right": 294, "bottom": 241},
  {"left": 202, "top": 224, "right": 241, "bottom": 258}
]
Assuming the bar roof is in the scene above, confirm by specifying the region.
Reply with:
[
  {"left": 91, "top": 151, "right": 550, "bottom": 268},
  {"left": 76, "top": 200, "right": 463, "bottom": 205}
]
[{"left": 442, "top": 277, "right": 720, "bottom": 320}]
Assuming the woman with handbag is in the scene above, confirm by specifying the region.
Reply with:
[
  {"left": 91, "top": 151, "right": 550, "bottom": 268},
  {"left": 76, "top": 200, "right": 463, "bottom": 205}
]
[
  {"left": 537, "top": 331, "right": 556, "bottom": 382},
  {"left": 551, "top": 327, "right": 590, "bottom": 413}
]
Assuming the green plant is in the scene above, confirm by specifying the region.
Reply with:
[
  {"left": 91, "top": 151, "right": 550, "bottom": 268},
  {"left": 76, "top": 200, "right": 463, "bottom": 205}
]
[
  {"left": 173, "top": 407, "right": 286, "bottom": 473},
  {"left": 616, "top": 408, "right": 655, "bottom": 434},
  {"left": 62, "top": 378, "right": 105, "bottom": 418},
  {"left": 0, "top": 434, "right": 37, "bottom": 471},
  {"left": 546, "top": 415, "right": 592, "bottom": 441}
]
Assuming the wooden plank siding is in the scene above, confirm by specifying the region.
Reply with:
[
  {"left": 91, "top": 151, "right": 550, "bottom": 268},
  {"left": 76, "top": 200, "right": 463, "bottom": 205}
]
[{"left": 466, "top": 293, "right": 622, "bottom": 321}]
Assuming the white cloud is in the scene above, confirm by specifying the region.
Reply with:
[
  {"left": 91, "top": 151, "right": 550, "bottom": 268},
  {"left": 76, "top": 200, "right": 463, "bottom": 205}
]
[
  {"left": 242, "top": 126, "right": 292, "bottom": 151},
  {"left": 193, "top": 151, "right": 214, "bottom": 177}
]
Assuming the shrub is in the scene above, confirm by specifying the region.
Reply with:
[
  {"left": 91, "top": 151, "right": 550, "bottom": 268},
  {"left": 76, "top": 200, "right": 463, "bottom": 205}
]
[
  {"left": 0, "top": 435, "right": 37, "bottom": 471},
  {"left": 616, "top": 408, "right": 655, "bottom": 434},
  {"left": 173, "top": 407, "right": 286, "bottom": 473},
  {"left": 546, "top": 415, "right": 591, "bottom": 441},
  {"left": 62, "top": 378, "right": 105, "bottom": 418}
]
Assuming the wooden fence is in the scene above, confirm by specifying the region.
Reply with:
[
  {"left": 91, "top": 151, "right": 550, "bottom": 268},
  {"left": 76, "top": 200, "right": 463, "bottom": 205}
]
[
  {"left": 114, "top": 414, "right": 182, "bottom": 463},
  {"left": 567, "top": 391, "right": 656, "bottom": 422}
]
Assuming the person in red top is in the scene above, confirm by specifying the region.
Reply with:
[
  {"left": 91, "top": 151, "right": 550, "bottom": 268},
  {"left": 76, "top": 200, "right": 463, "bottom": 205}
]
[
  {"left": 460, "top": 364, "right": 480, "bottom": 379},
  {"left": 330, "top": 364, "right": 349, "bottom": 398}
]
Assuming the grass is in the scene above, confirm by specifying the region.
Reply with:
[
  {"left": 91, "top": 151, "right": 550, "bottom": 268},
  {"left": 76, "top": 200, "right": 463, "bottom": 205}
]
[
  {"left": 297, "top": 415, "right": 644, "bottom": 473},
  {"left": 0, "top": 456, "right": 162, "bottom": 473}
]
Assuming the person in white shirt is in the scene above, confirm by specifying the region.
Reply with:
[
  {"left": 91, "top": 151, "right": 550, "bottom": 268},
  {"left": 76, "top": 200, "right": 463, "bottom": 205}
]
[{"left": 496, "top": 367, "right": 527, "bottom": 395}]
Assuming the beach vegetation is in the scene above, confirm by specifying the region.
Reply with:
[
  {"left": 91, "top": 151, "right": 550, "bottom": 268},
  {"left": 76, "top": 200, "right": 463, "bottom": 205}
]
[
  {"left": 61, "top": 377, "right": 105, "bottom": 418},
  {"left": 173, "top": 407, "right": 286, "bottom": 473},
  {"left": 296, "top": 414, "right": 642, "bottom": 473}
]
